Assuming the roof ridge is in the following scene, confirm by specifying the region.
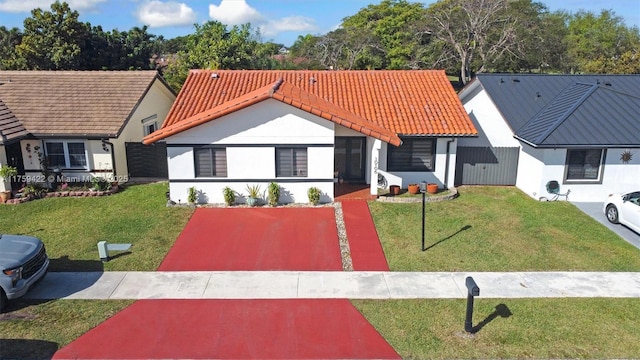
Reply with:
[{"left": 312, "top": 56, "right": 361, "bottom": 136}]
[
  {"left": 269, "top": 78, "right": 284, "bottom": 95},
  {"left": 516, "top": 82, "right": 598, "bottom": 146}
]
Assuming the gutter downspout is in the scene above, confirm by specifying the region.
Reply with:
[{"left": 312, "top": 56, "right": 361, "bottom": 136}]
[
  {"left": 444, "top": 138, "right": 455, "bottom": 189},
  {"left": 101, "top": 139, "right": 117, "bottom": 181}
]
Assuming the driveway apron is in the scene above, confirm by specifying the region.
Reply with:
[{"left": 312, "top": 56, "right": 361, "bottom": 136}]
[
  {"left": 572, "top": 202, "right": 640, "bottom": 250},
  {"left": 54, "top": 206, "right": 399, "bottom": 359}
]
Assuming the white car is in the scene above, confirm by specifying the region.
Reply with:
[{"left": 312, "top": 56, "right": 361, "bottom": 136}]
[{"left": 604, "top": 191, "right": 640, "bottom": 234}]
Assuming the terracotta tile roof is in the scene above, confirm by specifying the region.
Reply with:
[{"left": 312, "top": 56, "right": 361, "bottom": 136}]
[
  {"left": 0, "top": 71, "right": 167, "bottom": 137},
  {"left": 152, "top": 70, "right": 476, "bottom": 143},
  {"left": 144, "top": 79, "right": 402, "bottom": 146},
  {"left": 0, "top": 99, "right": 29, "bottom": 145}
]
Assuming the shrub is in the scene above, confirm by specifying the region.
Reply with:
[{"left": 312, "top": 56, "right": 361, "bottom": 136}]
[
  {"left": 187, "top": 186, "right": 197, "bottom": 204},
  {"left": 0, "top": 165, "right": 17, "bottom": 181},
  {"left": 223, "top": 186, "right": 236, "bottom": 206},
  {"left": 267, "top": 182, "right": 280, "bottom": 206},
  {"left": 91, "top": 177, "right": 111, "bottom": 191},
  {"left": 22, "top": 183, "right": 47, "bottom": 198},
  {"left": 307, "top": 187, "right": 321, "bottom": 205}
]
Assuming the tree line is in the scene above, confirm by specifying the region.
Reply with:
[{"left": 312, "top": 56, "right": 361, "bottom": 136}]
[{"left": 1, "top": 0, "right": 638, "bottom": 91}]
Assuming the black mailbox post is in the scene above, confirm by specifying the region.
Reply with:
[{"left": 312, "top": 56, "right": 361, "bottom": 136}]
[
  {"left": 465, "top": 276, "right": 480, "bottom": 333},
  {"left": 420, "top": 182, "right": 427, "bottom": 251}
]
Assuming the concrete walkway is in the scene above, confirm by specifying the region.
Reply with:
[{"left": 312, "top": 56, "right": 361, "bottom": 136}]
[{"left": 25, "top": 271, "right": 640, "bottom": 300}]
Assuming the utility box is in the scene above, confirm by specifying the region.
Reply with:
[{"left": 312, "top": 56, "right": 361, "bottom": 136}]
[{"left": 97, "top": 241, "right": 132, "bottom": 262}]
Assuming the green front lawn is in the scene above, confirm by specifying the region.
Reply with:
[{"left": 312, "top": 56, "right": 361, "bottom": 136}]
[
  {"left": 353, "top": 298, "right": 640, "bottom": 359},
  {"left": 370, "top": 186, "right": 640, "bottom": 271},
  {"left": 361, "top": 185, "right": 640, "bottom": 358},
  {"left": 0, "top": 182, "right": 193, "bottom": 271},
  {"left": 2, "top": 184, "right": 639, "bottom": 358}
]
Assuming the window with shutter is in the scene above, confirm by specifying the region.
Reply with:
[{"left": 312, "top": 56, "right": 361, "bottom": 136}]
[
  {"left": 387, "top": 138, "right": 435, "bottom": 171},
  {"left": 276, "top": 147, "right": 307, "bottom": 177},
  {"left": 194, "top": 147, "right": 227, "bottom": 177}
]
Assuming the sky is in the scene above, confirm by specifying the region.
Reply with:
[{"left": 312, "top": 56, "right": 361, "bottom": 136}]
[{"left": 0, "top": 0, "right": 638, "bottom": 46}]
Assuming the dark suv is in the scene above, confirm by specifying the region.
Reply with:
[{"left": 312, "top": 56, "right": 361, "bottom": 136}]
[{"left": 0, "top": 234, "right": 49, "bottom": 312}]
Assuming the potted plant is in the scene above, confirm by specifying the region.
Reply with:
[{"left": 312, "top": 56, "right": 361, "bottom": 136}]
[
  {"left": 267, "top": 182, "right": 280, "bottom": 207},
  {"left": 408, "top": 183, "right": 420, "bottom": 194},
  {"left": 0, "top": 165, "right": 18, "bottom": 203},
  {"left": 427, "top": 183, "right": 439, "bottom": 194},
  {"left": 223, "top": 186, "right": 236, "bottom": 206},
  {"left": 307, "top": 186, "right": 321, "bottom": 205},
  {"left": 245, "top": 184, "right": 261, "bottom": 206}
]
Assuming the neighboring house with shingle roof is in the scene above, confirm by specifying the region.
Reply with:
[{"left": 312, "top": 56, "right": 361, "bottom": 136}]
[
  {"left": 458, "top": 74, "right": 640, "bottom": 202},
  {"left": 144, "top": 70, "right": 477, "bottom": 204},
  {"left": 0, "top": 71, "right": 176, "bottom": 193}
]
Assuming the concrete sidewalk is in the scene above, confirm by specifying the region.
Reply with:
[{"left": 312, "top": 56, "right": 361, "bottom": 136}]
[{"left": 25, "top": 271, "right": 640, "bottom": 300}]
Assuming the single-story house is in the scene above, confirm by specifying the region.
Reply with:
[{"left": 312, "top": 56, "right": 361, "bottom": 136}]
[
  {"left": 0, "top": 70, "right": 176, "bottom": 193},
  {"left": 458, "top": 74, "right": 640, "bottom": 202},
  {"left": 144, "top": 70, "right": 477, "bottom": 204}
]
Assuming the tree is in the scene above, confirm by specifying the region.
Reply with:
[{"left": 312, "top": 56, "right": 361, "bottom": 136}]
[
  {"left": 341, "top": 0, "right": 427, "bottom": 69},
  {"left": 0, "top": 26, "right": 26, "bottom": 69},
  {"left": 489, "top": 2, "right": 569, "bottom": 73},
  {"left": 312, "top": 27, "right": 381, "bottom": 70},
  {"left": 288, "top": 34, "right": 324, "bottom": 69},
  {"left": 424, "top": 0, "right": 518, "bottom": 84},
  {"left": 567, "top": 10, "right": 640, "bottom": 73},
  {"left": 162, "top": 21, "right": 259, "bottom": 91},
  {"left": 16, "top": 1, "right": 90, "bottom": 70}
]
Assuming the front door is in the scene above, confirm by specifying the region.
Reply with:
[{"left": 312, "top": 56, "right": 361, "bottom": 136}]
[
  {"left": 335, "top": 137, "right": 366, "bottom": 183},
  {"left": 5, "top": 142, "right": 24, "bottom": 189}
]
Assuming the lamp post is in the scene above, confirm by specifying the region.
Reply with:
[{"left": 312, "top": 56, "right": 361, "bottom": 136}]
[{"left": 420, "top": 181, "right": 427, "bottom": 251}]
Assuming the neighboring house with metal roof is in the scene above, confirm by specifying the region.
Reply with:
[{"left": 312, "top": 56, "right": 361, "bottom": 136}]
[
  {"left": 0, "top": 71, "right": 176, "bottom": 194},
  {"left": 458, "top": 74, "right": 640, "bottom": 202},
  {"left": 144, "top": 70, "right": 477, "bottom": 204}
]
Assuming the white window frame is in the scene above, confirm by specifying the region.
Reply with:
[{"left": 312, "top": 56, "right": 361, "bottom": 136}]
[
  {"left": 142, "top": 114, "right": 159, "bottom": 136},
  {"left": 44, "top": 140, "right": 89, "bottom": 170}
]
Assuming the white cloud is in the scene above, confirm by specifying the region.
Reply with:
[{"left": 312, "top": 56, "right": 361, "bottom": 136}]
[
  {"left": 260, "top": 15, "right": 317, "bottom": 36},
  {"left": 208, "top": 0, "right": 317, "bottom": 37},
  {"left": 137, "top": 0, "right": 197, "bottom": 28},
  {"left": 0, "top": 0, "right": 106, "bottom": 13},
  {"left": 208, "top": 0, "right": 262, "bottom": 26}
]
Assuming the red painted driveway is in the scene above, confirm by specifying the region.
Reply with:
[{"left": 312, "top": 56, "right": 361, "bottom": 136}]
[
  {"left": 53, "top": 299, "right": 400, "bottom": 360},
  {"left": 158, "top": 208, "right": 343, "bottom": 271},
  {"left": 55, "top": 206, "right": 400, "bottom": 359}
]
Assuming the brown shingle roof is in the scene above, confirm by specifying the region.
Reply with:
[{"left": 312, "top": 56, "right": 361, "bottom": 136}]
[
  {"left": 0, "top": 71, "right": 166, "bottom": 137},
  {"left": 0, "top": 99, "right": 29, "bottom": 145},
  {"left": 144, "top": 79, "right": 402, "bottom": 146},
  {"left": 158, "top": 70, "right": 476, "bottom": 140}
]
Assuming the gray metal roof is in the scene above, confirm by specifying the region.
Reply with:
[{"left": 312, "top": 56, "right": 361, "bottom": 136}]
[
  {"left": 472, "top": 74, "right": 640, "bottom": 148},
  {"left": 0, "top": 99, "right": 29, "bottom": 145}
]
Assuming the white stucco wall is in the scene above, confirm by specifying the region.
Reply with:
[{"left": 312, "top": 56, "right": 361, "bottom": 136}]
[
  {"left": 377, "top": 138, "right": 457, "bottom": 190},
  {"left": 166, "top": 100, "right": 336, "bottom": 204},
  {"left": 517, "top": 146, "right": 640, "bottom": 202},
  {"left": 458, "top": 85, "right": 519, "bottom": 148}
]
